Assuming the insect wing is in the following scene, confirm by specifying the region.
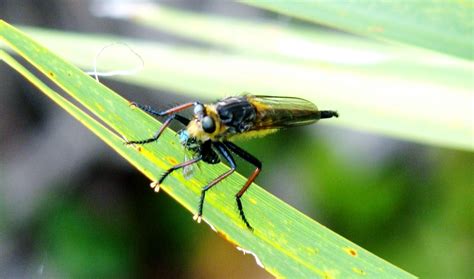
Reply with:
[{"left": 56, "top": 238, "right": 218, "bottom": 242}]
[
  {"left": 248, "top": 95, "right": 320, "bottom": 129},
  {"left": 182, "top": 151, "right": 201, "bottom": 179}
]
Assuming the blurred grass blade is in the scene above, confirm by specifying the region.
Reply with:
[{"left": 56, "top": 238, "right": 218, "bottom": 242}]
[
  {"left": 1, "top": 21, "right": 416, "bottom": 278},
  {"left": 244, "top": 1, "right": 474, "bottom": 60},
  {"left": 13, "top": 26, "right": 474, "bottom": 151},
  {"left": 96, "top": 3, "right": 470, "bottom": 66},
  {"left": 95, "top": 3, "right": 389, "bottom": 65}
]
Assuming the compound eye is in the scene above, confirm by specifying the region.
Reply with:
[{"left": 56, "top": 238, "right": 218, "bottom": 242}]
[
  {"left": 201, "top": 116, "right": 216, "bottom": 133},
  {"left": 194, "top": 104, "right": 205, "bottom": 116}
]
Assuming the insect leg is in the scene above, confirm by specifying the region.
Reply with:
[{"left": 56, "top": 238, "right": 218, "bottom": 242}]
[
  {"left": 131, "top": 101, "right": 196, "bottom": 117},
  {"left": 125, "top": 114, "right": 176, "bottom": 145},
  {"left": 224, "top": 141, "right": 262, "bottom": 231},
  {"left": 158, "top": 155, "right": 202, "bottom": 187},
  {"left": 131, "top": 101, "right": 192, "bottom": 126},
  {"left": 195, "top": 142, "right": 236, "bottom": 223}
]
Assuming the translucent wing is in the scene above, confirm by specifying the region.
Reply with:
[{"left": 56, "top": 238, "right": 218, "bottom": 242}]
[
  {"left": 248, "top": 95, "right": 320, "bottom": 129},
  {"left": 215, "top": 95, "right": 321, "bottom": 135},
  {"left": 182, "top": 150, "right": 201, "bottom": 179}
]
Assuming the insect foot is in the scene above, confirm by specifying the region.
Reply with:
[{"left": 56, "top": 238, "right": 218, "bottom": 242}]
[
  {"left": 193, "top": 214, "right": 202, "bottom": 223},
  {"left": 150, "top": 181, "right": 160, "bottom": 192}
]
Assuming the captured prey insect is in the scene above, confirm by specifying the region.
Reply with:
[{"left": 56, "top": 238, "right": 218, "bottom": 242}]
[{"left": 126, "top": 95, "right": 338, "bottom": 230}]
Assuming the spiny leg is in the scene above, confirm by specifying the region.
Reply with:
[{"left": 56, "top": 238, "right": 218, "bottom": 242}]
[
  {"left": 153, "top": 156, "right": 203, "bottom": 192},
  {"left": 130, "top": 101, "right": 196, "bottom": 119},
  {"left": 194, "top": 142, "right": 236, "bottom": 223},
  {"left": 125, "top": 114, "right": 176, "bottom": 145},
  {"left": 224, "top": 141, "right": 262, "bottom": 231},
  {"left": 126, "top": 101, "right": 193, "bottom": 145}
]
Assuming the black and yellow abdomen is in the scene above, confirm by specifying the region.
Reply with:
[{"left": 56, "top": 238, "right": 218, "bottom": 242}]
[
  {"left": 248, "top": 95, "right": 322, "bottom": 129},
  {"left": 212, "top": 95, "right": 337, "bottom": 141}
]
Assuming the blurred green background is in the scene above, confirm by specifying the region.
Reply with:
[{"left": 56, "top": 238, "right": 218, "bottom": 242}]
[{"left": 0, "top": 1, "right": 472, "bottom": 278}]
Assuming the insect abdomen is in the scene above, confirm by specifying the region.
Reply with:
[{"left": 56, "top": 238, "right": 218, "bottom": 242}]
[
  {"left": 215, "top": 95, "right": 333, "bottom": 139},
  {"left": 248, "top": 95, "right": 321, "bottom": 129}
]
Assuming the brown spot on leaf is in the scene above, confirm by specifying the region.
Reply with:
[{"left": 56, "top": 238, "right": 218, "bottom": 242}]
[
  {"left": 165, "top": 156, "right": 178, "bottom": 165},
  {"left": 352, "top": 267, "right": 366, "bottom": 275},
  {"left": 344, "top": 247, "right": 358, "bottom": 257},
  {"left": 305, "top": 247, "right": 319, "bottom": 256},
  {"left": 322, "top": 270, "right": 336, "bottom": 279}
]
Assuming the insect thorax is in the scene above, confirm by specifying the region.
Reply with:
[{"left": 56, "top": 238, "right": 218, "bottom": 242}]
[
  {"left": 178, "top": 130, "right": 201, "bottom": 153},
  {"left": 178, "top": 130, "right": 220, "bottom": 164},
  {"left": 216, "top": 96, "right": 257, "bottom": 134}
]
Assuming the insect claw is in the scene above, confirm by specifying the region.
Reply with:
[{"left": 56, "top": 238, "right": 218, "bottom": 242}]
[
  {"left": 129, "top": 101, "right": 138, "bottom": 108},
  {"left": 193, "top": 214, "right": 202, "bottom": 223},
  {"left": 150, "top": 181, "right": 160, "bottom": 192},
  {"left": 124, "top": 139, "right": 136, "bottom": 147}
]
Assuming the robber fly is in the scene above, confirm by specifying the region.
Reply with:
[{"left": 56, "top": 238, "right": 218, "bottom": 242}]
[{"left": 126, "top": 95, "right": 338, "bottom": 230}]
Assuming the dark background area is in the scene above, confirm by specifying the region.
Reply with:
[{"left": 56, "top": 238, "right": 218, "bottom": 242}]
[{"left": 1, "top": 1, "right": 472, "bottom": 278}]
